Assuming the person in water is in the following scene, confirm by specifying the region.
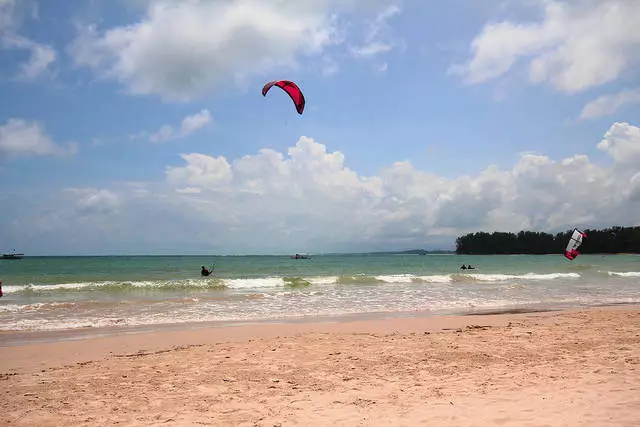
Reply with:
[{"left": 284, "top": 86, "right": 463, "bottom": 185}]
[{"left": 201, "top": 266, "right": 212, "bottom": 276}]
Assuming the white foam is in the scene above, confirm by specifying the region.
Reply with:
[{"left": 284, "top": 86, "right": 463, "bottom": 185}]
[
  {"left": 607, "top": 271, "right": 640, "bottom": 277},
  {"left": 307, "top": 276, "right": 339, "bottom": 285},
  {"left": 0, "top": 302, "right": 77, "bottom": 313},
  {"left": 375, "top": 274, "right": 416, "bottom": 283},
  {"left": 3, "top": 281, "right": 133, "bottom": 293},
  {"left": 1, "top": 279, "right": 225, "bottom": 293},
  {"left": 1, "top": 271, "right": 583, "bottom": 295},
  {"left": 464, "top": 273, "right": 579, "bottom": 282},
  {"left": 374, "top": 274, "right": 454, "bottom": 284},
  {"left": 224, "top": 277, "right": 286, "bottom": 289},
  {"left": 416, "top": 275, "right": 454, "bottom": 283},
  {"left": 1, "top": 283, "right": 90, "bottom": 293}
]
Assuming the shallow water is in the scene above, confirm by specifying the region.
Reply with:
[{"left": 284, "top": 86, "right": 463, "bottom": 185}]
[{"left": 1, "top": 253, "right": 639, "bottom": 333}]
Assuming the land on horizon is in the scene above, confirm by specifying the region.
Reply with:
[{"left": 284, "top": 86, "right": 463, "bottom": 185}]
[
  {"left": 1, "top": 249, "right": 457, "bottom": 258},
  {"left": 6, "top": 224, "right": 640, "bottom": 257}
]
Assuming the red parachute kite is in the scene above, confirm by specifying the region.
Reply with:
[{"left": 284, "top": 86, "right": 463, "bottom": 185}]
[{"left": 262, "top": 80, "right": 305, "bottom": 115}]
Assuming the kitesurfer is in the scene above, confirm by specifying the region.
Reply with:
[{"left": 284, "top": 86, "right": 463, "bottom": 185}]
[{"left": 201, "top": 266, "right": 212, "bottom": 277}]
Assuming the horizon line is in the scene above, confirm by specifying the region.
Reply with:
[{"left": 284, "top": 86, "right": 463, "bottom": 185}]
[{"left": 2, "top": 249, "right": 457, "bottom": 257}]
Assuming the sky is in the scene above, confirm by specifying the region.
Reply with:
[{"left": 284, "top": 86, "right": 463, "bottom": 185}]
[{"left": 1, "top": 0, "right": 639, "bottom": 256}]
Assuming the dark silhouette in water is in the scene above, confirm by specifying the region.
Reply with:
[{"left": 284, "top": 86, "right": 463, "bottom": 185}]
[{"left": 201, "top": 265, "right": 213, "bottom": 276}]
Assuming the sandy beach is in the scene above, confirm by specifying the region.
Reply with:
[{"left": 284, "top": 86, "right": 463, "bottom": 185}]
[{"left": 1, "top": 306, "right": 639, "bottom": 426}]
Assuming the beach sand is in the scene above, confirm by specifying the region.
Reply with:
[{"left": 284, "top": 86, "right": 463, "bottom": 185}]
[{"left": 1, "top": 306, "right": 639, "bottom": 426}]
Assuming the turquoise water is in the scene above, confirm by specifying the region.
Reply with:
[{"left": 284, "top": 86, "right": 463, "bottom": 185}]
[{"left": 1, "top": 254, "right": 639, "bottom": 333}]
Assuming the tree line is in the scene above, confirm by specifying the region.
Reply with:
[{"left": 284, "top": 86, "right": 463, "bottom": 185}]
[{"left": 455, "top": 226, "right": 640, "bottom": 255}]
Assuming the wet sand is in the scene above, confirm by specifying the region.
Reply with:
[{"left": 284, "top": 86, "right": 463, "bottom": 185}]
[{"left": 1, "top": 306, "right": 639, "bottom": 426}]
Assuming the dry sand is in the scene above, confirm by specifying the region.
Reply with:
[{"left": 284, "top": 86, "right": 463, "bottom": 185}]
[{"left": 1, "top": 306, "right": 639, "bottom": 426}]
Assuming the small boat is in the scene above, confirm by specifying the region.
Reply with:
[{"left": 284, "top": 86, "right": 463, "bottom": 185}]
[{"left": 2, "top": 251, "right": 24, "bottom": 260}]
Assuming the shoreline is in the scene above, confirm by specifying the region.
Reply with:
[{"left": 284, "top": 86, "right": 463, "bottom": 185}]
[
  {"left": 3, "top": 300, "right": 635, "bottom": 349},
  {"left": 1, "top": 303, "right": 637, "bottom": 374},
  {"left": 1, "top": 304, "right": 639, "bottom": 426},
  {"left": 0, "top": 302, "right": 588, "bottom": 348}
]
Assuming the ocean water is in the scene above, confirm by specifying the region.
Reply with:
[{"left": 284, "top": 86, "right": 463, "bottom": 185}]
[{"left": 1, "top": 254, "right": 639, "bottom": 336}]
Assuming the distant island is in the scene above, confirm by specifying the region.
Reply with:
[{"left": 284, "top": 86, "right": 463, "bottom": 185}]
[{"left": 455, "top": 226, "right": 640, "bottom": 255}]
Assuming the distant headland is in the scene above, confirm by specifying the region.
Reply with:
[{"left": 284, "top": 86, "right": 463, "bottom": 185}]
[{"left": 454, "top": 226, "right": 640, "bottom": 255}]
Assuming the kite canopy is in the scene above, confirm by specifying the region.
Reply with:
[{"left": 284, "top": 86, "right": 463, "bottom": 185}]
[
  {"left": 564, "top": 228, "right": 587, "bottom": 260},
  {"left": 262, "top": 80, "right": 305, "bottom": 115}
]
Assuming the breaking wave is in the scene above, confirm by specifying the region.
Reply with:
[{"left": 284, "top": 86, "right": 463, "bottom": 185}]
[{"left": 1, "top": 272, "right": 585, "bottom": 296}]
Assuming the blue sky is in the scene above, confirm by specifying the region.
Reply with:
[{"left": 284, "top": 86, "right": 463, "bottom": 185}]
[{"left": 1, "top": 0, "right": 639, "bottom": 255}]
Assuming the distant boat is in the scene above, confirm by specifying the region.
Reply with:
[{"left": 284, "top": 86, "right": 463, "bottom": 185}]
[{"left": 2, "top": 251, "right": 24, "bottom": 260}]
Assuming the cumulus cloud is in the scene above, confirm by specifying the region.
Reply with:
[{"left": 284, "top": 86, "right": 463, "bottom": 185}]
[
  {"left": 580, "top": 88, "right": 640, "bottom": 120},
  {"left": 451, "top": 0, "right": 640, "bottom": 94},
  {"left": 66, "top": 0, "right": 401, "bottom": 100},
  {"left": 630, "top": 172, "right": 640, "bottom": 202},
  {"left": 166, "top": 152, "right": 233, "bottom": 189},
  {"left": 6, "top": 122, "right": 640, "bottom": 254},
  {"left": 596, "top": 121, "right": 640, "bottom": 167},
  {"left": 0, "top": 0, "right": 57, "bottom": 80},
  {"left": 158, "top": 123, "right": 640, "bottom": 250},
  {"left": 0, "top": 118, "right": 77, "bottom": 157}
]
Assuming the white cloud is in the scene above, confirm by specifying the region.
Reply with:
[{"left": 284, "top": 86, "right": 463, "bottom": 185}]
[
  {"left": 70, "top": 188, "right": 121, "bottom": 216},
  {"left": 596, "top": 121, "right": 640, "bottom": 167},
  {"left": 136, "top": 122, "right": 640, "bottom": 247},
  {"left": 0, "top": 118, "right": 77, "bottom": 157},
  {"left": 166, "top": 152, "right": 233, "bottom": 189},
  {"left": 180, "top": 109, "right": 212, "bottom": 136},
  {"left": 2, "top": 34, "right": 56, "bottom": 80},
  {"left": 349, "top": 4, "right": 402, "bottom": 59},
  {"left": 130, "top": 109, "right": 213, "bottom": 143},
  {"left": 321, "top": 55, "right": 339, "bottom": 76},
  {"left": 148, "top": 109, "right": 212, "bottom": 143},
  {"left": 0, "top": 0, "right": 57, "bottom": 80},
  {"left": 376, "top": 61, "right": 388, "bottom": 73},
  {"left": 630, "top": 172, "right": 640, "bottom": 202},
  {"left": 66, "top": 0, "right": 400, "bottom": 100},
  {"left": 451, "top": 0, "right": 640, "bottom": 93},
  {"left": 6, "top": 122, "right": 640, "bottom": 254},
  {"left": 147, "top": 125, "right": 173, "bottom": 144},
  {"left": 351, "top": 42, "right": 394, "bottom": 58},
  {"left": 580, "top": 88, "right": 640, "bottom": 120}
]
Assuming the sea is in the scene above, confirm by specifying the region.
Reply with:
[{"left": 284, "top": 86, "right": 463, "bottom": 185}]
[{"left": 1, "top": 254, "right": 639, "bottom": 343}]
